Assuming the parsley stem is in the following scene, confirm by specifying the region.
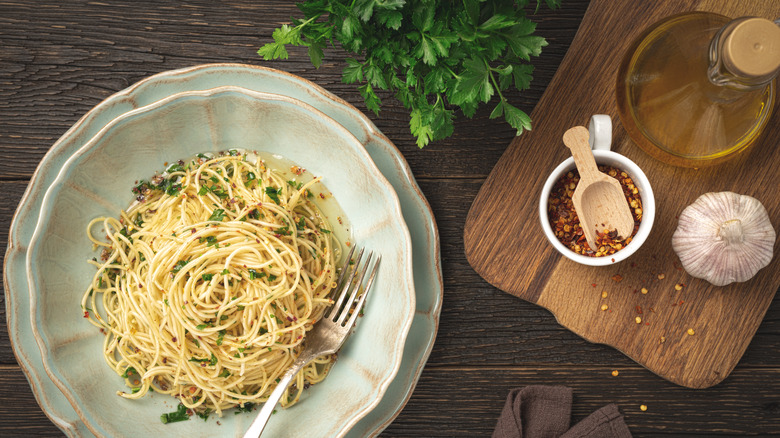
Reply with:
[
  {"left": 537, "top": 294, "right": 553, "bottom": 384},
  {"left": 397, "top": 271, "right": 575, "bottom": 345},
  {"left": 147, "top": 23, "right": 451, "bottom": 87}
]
[
  {"left": 487, "top": 63, "right": 507, "bottom": 105},
  {"left": 296, "top": 15, "right": 318, "bottom": 30}
]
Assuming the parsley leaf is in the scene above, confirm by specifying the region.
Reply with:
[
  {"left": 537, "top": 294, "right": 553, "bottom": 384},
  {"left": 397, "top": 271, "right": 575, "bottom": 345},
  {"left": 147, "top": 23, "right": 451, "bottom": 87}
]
[
  {"left": 258, "top": 0, "right": 557, "bottom": 147},
  {"left": 208, "top": 209, "right": 226, "bottom": 222},
  {"left": 235, "top": 402, "right": 255, "bottom": 414},
  {"left": 264, "top": 187, "right": 281, "bottom": 204},
  {"left": 244, "top": 172, "right": 257, "bottom": 187},
  {"left": 166, "top": 163, "right": 185, "bottom": 173},
  {"left": 161, "top": 403, "right": 190, "bottom": 424},
  {"left": 121, "top": 367, "right": 137, "bottom": 379},
  {"left": 172, "top": 260, "right": 189, "bottom": 274},
  {"left": 248, "top": 269, "right": 265, "bottom": 280},
  {"left": 490, "top": 100, "right": 533, "bottom": 136}
]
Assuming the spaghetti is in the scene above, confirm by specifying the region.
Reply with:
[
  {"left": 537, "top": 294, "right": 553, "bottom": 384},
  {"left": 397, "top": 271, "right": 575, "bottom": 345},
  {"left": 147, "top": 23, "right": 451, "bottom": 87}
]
[{"left": 81, "top": 152, "right": 342, "bottom": 417}]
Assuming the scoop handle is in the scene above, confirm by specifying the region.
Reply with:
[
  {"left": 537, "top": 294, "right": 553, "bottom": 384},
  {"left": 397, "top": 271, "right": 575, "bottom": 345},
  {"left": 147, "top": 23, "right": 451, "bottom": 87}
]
[{"left": 563, "top": 126, "right": 601, "bottom": 182}]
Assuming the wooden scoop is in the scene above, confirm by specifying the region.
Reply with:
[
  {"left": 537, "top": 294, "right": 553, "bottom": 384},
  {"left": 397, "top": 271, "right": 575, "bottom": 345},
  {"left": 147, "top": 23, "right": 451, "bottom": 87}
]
[{"left": 563, "top": 126, "right": 634, "bottom": 252}]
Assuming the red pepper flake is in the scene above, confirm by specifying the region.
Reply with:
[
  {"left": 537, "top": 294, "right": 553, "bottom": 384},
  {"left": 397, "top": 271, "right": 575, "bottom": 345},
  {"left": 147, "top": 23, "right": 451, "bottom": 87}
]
[
  {"left": 636, "top": 306, "right": 643, "bottom": 314},
  {"left": 83, "top": 311, "right": 89, "bottom": 318},
  {"left": 611, "top": 274, "right": 623, "bottom": 283},
  {"left": 592, "top": 283, "right": 597, "bottom": 288},
  {"left": 679, "top": 300, "right": 685, "bottom": 305},
  {"left": 546, "top": 166, "right": 642, "bottom": 257}
]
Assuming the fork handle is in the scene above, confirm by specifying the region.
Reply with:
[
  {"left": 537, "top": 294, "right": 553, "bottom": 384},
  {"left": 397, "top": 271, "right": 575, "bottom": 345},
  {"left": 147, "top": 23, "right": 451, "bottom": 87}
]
[{"left": 243, "top": 355, "right": 311, "bottom": 438}]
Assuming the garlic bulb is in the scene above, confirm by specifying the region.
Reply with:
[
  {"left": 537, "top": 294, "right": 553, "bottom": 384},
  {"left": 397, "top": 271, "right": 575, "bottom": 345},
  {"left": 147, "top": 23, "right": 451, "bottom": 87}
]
[{"left": 672, "top": 192, "right": 776, "bottom": 286}]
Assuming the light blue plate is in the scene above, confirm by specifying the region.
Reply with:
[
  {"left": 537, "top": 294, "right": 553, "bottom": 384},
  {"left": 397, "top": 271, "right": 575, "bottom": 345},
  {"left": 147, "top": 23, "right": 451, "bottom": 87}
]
[
  {"left": 5, "top": 64, "right": 442, "bottom": 437},
  {"left": 28, "top": 86, "right": 415, "bottom": 437}
]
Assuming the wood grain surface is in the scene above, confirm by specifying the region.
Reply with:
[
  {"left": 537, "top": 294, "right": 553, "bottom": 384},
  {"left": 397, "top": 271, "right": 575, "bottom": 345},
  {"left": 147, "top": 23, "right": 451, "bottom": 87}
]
[
  {"left": 464, "top": 0, "right": 780, "bottom": 389},
  {"left": 1, "top": 0, "right": 780, "bottom": 437}
]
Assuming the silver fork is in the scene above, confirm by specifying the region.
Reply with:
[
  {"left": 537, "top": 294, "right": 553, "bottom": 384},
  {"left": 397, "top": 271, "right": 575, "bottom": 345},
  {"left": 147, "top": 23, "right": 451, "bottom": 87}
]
[{"left": 243, "top": 247, "right": 380, "bottom": 438}]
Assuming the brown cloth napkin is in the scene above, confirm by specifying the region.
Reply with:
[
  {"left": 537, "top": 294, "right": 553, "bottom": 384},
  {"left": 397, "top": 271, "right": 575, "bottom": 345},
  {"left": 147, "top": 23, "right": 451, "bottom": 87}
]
[{"left": 493, "top": 386, "right": 632, "bottom": 438}]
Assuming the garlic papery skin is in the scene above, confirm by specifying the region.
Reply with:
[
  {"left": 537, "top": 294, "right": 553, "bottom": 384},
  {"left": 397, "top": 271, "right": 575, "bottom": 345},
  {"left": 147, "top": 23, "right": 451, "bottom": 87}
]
[{"left": 672, "top": 192, "right": 776, "bottom": 286}]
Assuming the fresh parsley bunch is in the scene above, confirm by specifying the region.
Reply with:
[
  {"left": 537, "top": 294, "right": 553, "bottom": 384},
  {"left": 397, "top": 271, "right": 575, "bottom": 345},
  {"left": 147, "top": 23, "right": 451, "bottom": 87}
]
[{"left": 258, "top": 0, "right": 560, "bottom": 148}]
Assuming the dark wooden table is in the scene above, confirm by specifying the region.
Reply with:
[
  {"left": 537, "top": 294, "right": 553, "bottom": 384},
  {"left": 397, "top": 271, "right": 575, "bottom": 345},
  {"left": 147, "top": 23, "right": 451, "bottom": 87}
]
[{"left": 2, "top": 1, "right": 779, "bottom": 437}]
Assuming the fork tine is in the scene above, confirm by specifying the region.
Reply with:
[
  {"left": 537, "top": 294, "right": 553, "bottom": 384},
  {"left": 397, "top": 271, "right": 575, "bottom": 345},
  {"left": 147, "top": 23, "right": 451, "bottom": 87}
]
[
  {"left": 344, "top": 254, "right": 380, "bottom": 329},
  {"left": 336, "top": 251, "right": 374, "bottom": 326},
  {"left": 324, "top": 247, "right": 363, "bottom": 320},
  {"left": 331, "top": 244, "right": 355, "bottom": 296}
]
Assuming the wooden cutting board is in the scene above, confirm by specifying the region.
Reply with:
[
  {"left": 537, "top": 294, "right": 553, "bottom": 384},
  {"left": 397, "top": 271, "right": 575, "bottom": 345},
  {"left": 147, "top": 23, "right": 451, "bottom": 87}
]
[{"left": 464, "top": 0, "right": 780, "bottom": 389}]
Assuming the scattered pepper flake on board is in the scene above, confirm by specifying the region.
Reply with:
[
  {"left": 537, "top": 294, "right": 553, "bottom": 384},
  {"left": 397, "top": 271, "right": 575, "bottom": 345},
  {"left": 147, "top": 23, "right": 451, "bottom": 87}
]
[
  {"left": 657, "top": 273, "right": 665, "bottom": 280},
  {"left": 611, "top": 370, "right": 619, "bottom": 377},
  {"left": 659, "top": 336, "right": 666, "bottom": 344},
  {"left": 601, "top": 304, "right": 609, "bottom": 311},
  {"left": 687, "top": 328, "right": 695, "bottom": 336},
  {"left": 635, "top": 316, "right": 642, "bottom": 324},
  {"left": 640, "top": 287, "right": 648, "bottom": 294},
  {"left": 601, "top": 291, "right": 608, "bottom": 299},
  {"left": 611, "top": 274, "right": 623, "bottom": 283},
  {"left": 675, "top": 283, "right": 685, "bottom": 291},
  {"left": 640, "top": 404, "right": 648, "bottom": 411}
]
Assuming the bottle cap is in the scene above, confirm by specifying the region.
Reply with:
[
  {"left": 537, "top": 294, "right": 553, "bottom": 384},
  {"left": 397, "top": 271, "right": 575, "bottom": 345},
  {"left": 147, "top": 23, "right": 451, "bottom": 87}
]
[{"left": 722, "top": 18, "right": 780, "bottom": 78}]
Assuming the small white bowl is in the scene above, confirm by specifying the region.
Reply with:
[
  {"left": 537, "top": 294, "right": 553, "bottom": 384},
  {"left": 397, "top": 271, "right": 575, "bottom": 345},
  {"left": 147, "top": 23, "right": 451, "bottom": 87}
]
[{"left": 539, "top": 115, "right": 655, "bottom": 266}]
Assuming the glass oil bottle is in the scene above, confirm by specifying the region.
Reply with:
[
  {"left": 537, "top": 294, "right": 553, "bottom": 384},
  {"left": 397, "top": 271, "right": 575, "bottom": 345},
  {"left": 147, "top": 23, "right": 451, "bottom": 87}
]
[{"left": 616, "top": 13, "right": 780, "bottom": 167}]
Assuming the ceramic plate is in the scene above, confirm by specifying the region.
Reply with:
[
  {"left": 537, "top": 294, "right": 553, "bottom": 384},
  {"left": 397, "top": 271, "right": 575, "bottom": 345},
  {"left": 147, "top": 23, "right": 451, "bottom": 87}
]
[
  {"left": 4, "top": 64, "right": 442, "bottom": 437},
  {"left": 27, "top": 87, "right": 415, "bottom": 437}
]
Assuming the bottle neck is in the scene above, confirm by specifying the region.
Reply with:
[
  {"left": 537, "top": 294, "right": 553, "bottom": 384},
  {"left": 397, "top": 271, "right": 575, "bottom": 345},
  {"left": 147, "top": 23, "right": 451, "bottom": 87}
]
[{"left": 708, "top": 17, "right": 780, "bottom": 91}]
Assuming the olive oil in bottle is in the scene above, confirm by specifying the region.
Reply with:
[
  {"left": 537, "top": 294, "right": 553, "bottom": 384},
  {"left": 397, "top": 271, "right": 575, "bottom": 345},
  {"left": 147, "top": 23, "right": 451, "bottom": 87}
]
[{"left": 616, "top": 13, "right": 780, "bottom": 167}]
